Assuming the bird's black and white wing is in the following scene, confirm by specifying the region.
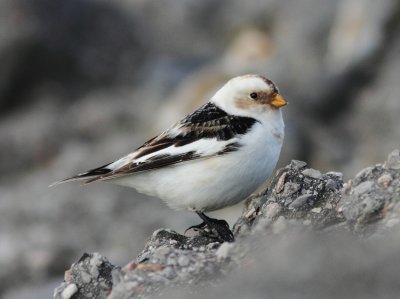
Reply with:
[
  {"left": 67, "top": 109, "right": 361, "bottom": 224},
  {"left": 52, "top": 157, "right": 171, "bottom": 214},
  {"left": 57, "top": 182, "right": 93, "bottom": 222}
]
[{"left": 52, "top": 102, "right": 258, "bottom": 185}]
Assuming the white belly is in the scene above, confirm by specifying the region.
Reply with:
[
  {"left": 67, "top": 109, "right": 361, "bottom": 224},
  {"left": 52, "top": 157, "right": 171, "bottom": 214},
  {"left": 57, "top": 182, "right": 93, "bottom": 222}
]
[{"left": 112, "top": 122, "right": 283, "bottom": 212}]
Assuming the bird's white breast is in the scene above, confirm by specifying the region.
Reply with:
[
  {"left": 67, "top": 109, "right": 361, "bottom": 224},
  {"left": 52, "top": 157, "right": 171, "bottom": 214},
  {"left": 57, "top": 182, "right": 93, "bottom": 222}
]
[{"left": 112, "top": 118, "right": 284, "bottom": 212}]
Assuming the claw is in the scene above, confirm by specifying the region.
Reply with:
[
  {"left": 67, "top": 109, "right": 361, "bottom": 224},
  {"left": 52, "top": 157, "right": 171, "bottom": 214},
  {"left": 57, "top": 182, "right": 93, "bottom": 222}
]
[
  {"left": 185, "top": 221, "right": 207, "bottom": 234},
  {"left": 187, "top": 212, "right": 235, "bottom": 242}
]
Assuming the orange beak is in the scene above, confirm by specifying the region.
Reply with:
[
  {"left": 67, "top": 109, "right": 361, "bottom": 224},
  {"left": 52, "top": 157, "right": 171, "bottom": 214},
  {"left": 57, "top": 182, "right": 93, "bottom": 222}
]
[{"left": 270, "top": 94, "right": 288, "bottom": 108}]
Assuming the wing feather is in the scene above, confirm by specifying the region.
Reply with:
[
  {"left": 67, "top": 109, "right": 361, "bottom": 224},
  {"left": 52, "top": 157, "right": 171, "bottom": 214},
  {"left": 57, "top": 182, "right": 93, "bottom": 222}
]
[{"left": 52, "top": 102, "right": 256, "bottom": 186}]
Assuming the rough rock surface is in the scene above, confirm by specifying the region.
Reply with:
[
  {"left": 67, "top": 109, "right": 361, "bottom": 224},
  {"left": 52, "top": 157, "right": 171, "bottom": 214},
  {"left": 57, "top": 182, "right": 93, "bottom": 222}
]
[
  {"left": 54, "top": 253, "right": 115, "bottom": 299},
  {"left": 54, "top": 150, "right": 400, "bottom": 299},
  {"left": 2, "top": 1, "right": 400, "bottom": 297},
  {"left": 340, "top": 149, "right": 400, "bottom": 234}
]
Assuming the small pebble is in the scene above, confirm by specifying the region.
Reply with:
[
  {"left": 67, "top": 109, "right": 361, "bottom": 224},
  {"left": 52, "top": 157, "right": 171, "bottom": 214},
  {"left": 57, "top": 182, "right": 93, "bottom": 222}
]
[
  {"left": 155, "top": 247, "right": 171, "bottom": 258},
  {"left": 264, "top": 203, "right": 282, "bottom": 220},
  {"left": 80, "top": 271, "right": 92, "bottom": 283},
  {"left": 326, "top": 171, "right": 343, "bottom": 178},
  {"left": 343, "top": 180, "right": 353, "bottom": 194},
  {"left": 386, "top": 149, "right": 400, "bottom": 170},
  {"left": 282, "top": 182, "right": 300, "bottom": 197},
  {"left": 325, "top": 179, "right": 340, "bottom": 191},
  {"left": 353, "top": 181, "right": 375, "bottom": 195},
  {"left": 245, "top": 207, "right": 257, "bottom": 219},
  {"left": 61, "top": 284, "right": 78, "bottom": 299},
  {"left": 377, "top": 174, "right": 393, "bottom": 187},
  {"left": 166, "top": 257, "right": 177, "bottom": 265},
  {"left": 207, "top": 242, "right": 219, "bottom": 250},
  {"left": 90, "top": 267, "right": 99, "bottom": 279},
  {"left": 125, "top": 261, "right": 138, "bottom": 272},
  {"left": 137, "top": 263, "right": 164, "bottom": 271},
  {"left": 355, "top": 166, "right": 374, "bottom": 181},
  {"left": 215, "top": 242, "right": 235, "bottom": 261},
  {"left": 161, "top": 266, "right": 176, "bottom": 279},
  {"left": 302, "top": 168, "right": 323, "bottom": 179},
  {"left": 311, "top": 207, "right": 322, "bottom": 213},
  {"left": 275, "top": 172, "right": 287, "bottom": 193},
  {"left": 290, "top": 160, "right": 307, "bottom": 170},
  {"left": 64, "top": 270, "right": 72, "bottom": 282},
  {"left": 289, "top": 194, "right": 314, "bottom": 210},
  {"left": 178, "top": 255, "right": 190, "bottom": 267}
]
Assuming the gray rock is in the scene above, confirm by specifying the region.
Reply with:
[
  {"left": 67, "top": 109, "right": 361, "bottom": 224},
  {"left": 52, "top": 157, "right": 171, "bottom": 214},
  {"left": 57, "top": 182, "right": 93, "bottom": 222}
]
[
  {"left": 1, "top": 1, "right": 400, "bottom": 295},
  {"left": 290, "top": 160, "right": 307, "bottom": 171},
  {"left": 289, "top": 194, "right": 316, "bottom": 210},
  {"left": 302, "top": 168, "right": 323, "bottom": 179},
  {"left": 339, "top": 150, "right": 400, "bottom": 233},
  {"left": 235, "top": 161, "right": 344, "bottom": 234},
  {"left": 0, "top": 0, "right": 398, "bottom": 297},
  {"left": 386, "top": 149, "right": 400, "bottom": 170},
  {"left": 325, "top": 178, "right": 341, "bottom": 191},
  {"left": 107, "top": 232, "right": 225, "bottom": 299},
  {"left": 281, "top": 182, "right": 301, "bottom": 197},
  {"left": 53, "top": 253, "right": 115, "bottom": 299},
  {"left": 353, "top": 181, "right": 376, "bottom": 195},
  {"left": 52, "top": 151, "right": 400, "bottom": 298}
]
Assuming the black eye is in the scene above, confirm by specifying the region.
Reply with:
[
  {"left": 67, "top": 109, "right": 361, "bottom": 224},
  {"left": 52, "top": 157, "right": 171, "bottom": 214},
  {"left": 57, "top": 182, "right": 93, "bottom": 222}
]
[{"left": 250, "top": 92, "right": 258, "bottom": 99}]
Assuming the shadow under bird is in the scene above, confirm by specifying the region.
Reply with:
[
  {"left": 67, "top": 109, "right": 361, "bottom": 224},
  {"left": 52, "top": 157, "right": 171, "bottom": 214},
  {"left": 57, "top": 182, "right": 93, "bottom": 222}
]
[{"left": 51, "top": 74, "right": 287, "bottom": 242}]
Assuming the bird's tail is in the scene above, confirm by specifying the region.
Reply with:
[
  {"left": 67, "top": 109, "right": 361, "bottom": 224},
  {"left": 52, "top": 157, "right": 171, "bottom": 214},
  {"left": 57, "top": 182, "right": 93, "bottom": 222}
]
[{"left": 48, "top": 162, "right": 113, "bottom": 187}]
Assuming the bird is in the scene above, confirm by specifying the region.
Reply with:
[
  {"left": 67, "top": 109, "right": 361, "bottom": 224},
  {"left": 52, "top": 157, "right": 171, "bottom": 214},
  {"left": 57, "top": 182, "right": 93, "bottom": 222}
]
[{"left": 51, "top": 74, "right": 287, "bottom": 242}]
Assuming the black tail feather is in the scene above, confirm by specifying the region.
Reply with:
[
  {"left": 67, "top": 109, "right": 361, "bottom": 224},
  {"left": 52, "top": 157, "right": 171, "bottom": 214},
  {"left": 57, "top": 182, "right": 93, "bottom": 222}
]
[
  {"left": 49, "top": 162, "right": 113, "bottom": 187},
  {"left": 79, "top": 163, "right": 113, "bottom": 177}
]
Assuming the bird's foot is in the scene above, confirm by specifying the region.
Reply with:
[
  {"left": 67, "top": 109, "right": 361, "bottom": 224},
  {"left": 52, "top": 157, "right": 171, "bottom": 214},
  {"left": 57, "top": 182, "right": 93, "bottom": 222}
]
[
  {"left": 186, "top": 212, "right": 234, "bottom": 243},
  {"left": 205, "top": 217, "right": 235, "bottom": 242},
  {"left": 185, "top": 221, "right": 208, "bottom": 233}
]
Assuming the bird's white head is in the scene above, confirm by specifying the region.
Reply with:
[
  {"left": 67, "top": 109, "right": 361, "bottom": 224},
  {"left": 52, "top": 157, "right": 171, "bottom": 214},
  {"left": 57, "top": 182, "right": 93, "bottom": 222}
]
[{"left": 211, "top": 74, "right": 287, "bottom": 120}]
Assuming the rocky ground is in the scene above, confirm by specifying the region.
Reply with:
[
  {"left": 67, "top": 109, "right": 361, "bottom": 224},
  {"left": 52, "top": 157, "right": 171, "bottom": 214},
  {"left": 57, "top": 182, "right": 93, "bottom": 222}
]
[
  {"left": 53, "top": 150, "right": 400, "bottom": 299},
  {"left": 1, "top": 0, "right": 400, "bottom": 298}
]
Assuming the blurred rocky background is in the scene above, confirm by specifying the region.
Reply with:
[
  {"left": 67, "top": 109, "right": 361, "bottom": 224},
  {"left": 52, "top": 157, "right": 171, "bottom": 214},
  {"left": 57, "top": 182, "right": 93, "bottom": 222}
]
[{"left": 0, "top": 0, "right": 399, "bottom": 298}]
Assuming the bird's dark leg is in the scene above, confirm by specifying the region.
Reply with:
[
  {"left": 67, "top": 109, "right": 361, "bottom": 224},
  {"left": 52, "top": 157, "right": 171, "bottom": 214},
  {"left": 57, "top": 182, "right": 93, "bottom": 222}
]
[{"left": 191, "top": 211, "right": 234, "bottom": 242}]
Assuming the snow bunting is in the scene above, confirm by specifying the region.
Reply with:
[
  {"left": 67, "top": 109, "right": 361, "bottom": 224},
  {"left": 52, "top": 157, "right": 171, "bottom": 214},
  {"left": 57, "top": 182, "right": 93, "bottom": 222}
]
[{"left": 51, "top": 74, "right": 287, "bottom": 242}]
